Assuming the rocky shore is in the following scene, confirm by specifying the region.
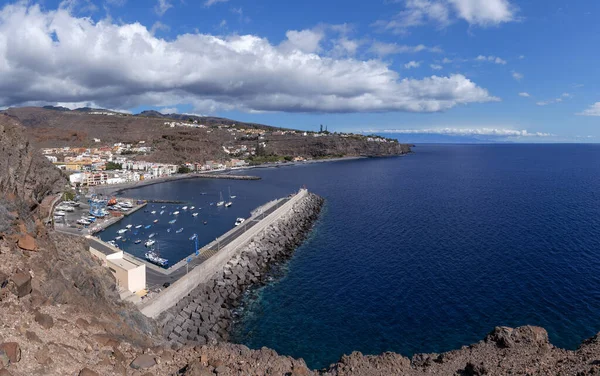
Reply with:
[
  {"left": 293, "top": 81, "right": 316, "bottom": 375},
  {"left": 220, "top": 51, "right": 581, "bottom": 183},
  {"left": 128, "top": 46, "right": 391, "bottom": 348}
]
[{"left": 158, "top": 192, "right": 325, "bottom": 347}]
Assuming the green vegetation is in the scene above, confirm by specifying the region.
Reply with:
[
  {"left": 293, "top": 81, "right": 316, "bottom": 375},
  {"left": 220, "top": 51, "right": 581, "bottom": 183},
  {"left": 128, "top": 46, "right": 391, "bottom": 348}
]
[
  {"left": 178, "top": 165, "right": 192, "bottom": 174},
  {"left": 283, "top": 156, "right": 293, "bottom": 162},
  {"left": 105, "top": 161, "right": 122, "bottom": 170},
  {"left": 247, "top": 155, "right": 285, "bottom": 165},
  {"left": 62, "top": 191, "right": 75, "bottom": 201}
]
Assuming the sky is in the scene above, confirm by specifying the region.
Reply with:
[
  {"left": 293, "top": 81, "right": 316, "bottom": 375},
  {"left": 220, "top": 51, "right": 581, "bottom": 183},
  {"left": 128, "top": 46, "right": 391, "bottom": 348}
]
[{"left": 0, "top": 0, "right": 599, "bottom": 142}]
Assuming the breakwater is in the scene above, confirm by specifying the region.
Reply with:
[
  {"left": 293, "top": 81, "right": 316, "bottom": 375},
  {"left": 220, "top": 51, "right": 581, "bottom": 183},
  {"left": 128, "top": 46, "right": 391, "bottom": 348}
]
[{"left": 159, "top": 192, "right": 324, "bottom": 346}]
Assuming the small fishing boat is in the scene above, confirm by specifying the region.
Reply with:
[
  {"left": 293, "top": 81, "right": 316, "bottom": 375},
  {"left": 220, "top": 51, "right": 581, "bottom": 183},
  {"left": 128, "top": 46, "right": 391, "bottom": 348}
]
[
  {"left": 148, "top": 233, "right": 156, "bottom": 238},
  {"left": 167, "top": 228, "right": 171, "bottom": 233},
  {"left": 144, "top": 225, "right": 152, "bottom": 229},
  {"left": 229, "top": 186, "right": 236, "bottom": 199},
  {"left": 117, "top": 229, "right": 128, "bottom": 234},
  {"left": 153, "top": 219, "right": 159, "bottom": 223},
  {"left": 190, "top": 206, "right": 195, "bottom": 210},
  {"left": 201, "top": 192, "right": 207, "bottom": 195},
  {"left": 121, "top": 238, "right": 127, "bottom": 242},
  {"left": 210, "top": 203, "right": 214, "bottom": 206},
  {"left": 182, "top": 206, "right": 188, "bottom": 210},
  {"left": 145, "top": 240, "right": 156, "bottom": 247},
  {"left": 203, "top": 221, "right": 208, "bottom": 225},
  {"left": 234, "top": 218, "right": 245, "bottom": 226},
  {"left": 107, "top": 240, "right": 119, "bottom": 248},
  {"left": 169, "top": 219, "right": 177, "bottom": 224},
  {"left": 160, "top": 210, "right": 164, "bottom": 215},
  {"left": 176, "top": 228, "right": 184, "bottom": 233},
  {"left": 161, "top": 206, "right": 166, "bottom": 209},
  {"left": 189, "top": 234, "right": 197, "bottom": 241},
  {"left": 125, "top": 224, "right": 133, "bottom": 229},
  {"left": 145, "top": 250, "right": 168, "bottom": 267},
  {"left": 135, "top": 225, "right": 142, "bottom": 229},
  {"left": 225, "top": 201, "right": 232, "bottom": 207},
  {"left": 192, "top": 213, "right": 199, "bottom": 217},
  {"left": 173, "top": 211, "right": 180, "bottom": 215},
  {"left": 134, "top": 239, "right": 142, "bottom": 244},
  {"left": 151, "top": 210, "right": 156, "bottom": 214},
  {"left": 115, "top": 236, "right": 122, "bottom": 240}
]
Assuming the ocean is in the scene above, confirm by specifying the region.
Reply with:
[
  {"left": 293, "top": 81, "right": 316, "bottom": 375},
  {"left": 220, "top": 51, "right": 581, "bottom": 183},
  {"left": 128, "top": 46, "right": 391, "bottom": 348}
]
[{"left": 108, "top": 144, "right": 600, "bottom": 369}]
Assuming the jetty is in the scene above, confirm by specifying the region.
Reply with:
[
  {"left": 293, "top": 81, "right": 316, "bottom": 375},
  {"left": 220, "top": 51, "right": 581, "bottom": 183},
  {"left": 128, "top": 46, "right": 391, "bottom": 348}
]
[{"left": 136, "top": 188, "right": 315, "bottom": 318}]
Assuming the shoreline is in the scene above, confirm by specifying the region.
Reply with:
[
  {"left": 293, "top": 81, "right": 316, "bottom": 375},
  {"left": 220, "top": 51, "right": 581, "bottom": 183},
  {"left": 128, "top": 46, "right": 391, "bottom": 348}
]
[{"left": 91, "top": 154, "right": 383, "bottom": 197}]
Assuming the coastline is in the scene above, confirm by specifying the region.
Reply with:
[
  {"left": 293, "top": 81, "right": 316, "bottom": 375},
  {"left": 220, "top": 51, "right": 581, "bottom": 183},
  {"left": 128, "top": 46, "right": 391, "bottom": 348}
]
[{"left": 91, "top": 155, "right": 381, "bottom": 196}]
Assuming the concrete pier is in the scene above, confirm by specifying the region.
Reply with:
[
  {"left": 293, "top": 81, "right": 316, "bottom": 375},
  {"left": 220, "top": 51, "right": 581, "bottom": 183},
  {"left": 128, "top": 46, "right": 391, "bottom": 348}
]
[{"left": 138, "top": 189, "right": 309, "bottom": 318}]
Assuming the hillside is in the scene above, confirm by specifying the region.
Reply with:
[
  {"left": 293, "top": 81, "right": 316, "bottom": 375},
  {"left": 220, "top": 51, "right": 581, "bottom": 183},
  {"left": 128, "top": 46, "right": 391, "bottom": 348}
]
[
  {"left": 0, "top": 114, "right": 599, "bottom": 374},
  {"left": 4, "top": 107, "right": 411, "bottom": 165}
]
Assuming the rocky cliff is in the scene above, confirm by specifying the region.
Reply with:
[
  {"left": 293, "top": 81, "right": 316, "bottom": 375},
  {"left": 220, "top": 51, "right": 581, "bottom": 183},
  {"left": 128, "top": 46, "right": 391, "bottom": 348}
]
[{"left": 0, "top": 115, "right": 598, "bottom": 375}]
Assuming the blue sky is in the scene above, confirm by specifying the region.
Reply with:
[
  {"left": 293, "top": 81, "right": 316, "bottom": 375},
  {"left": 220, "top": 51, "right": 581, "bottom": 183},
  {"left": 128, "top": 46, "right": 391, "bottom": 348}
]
[{"left": 1, "top": 0, "right": 599, "bottom": 141}]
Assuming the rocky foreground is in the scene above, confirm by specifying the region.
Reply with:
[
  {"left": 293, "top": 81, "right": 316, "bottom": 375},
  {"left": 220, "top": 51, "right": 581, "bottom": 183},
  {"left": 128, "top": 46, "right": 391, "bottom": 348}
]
[{"left": 0, "top": 112, "right": 599, "bottom": 375}]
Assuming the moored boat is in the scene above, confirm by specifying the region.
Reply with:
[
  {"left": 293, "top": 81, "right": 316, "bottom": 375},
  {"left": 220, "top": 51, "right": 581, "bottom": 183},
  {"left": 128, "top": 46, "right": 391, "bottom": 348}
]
[
  {"left": 145, "top": 250, "right": 168, "bottom": 267},
  {"left": 176, "top": 228, "right": 184, "bottom": 233},
  {"left": 234, "top": 217, "right": 245, "bottom": 226},
  {"left": 145, "top": 239, "right": 156, "bottom": 247}
]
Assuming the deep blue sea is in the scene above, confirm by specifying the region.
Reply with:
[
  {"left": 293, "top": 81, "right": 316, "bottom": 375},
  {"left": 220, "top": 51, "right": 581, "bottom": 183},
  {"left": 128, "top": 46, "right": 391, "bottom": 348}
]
[{"left": 111, "top": 144, "right": 600, "bottom": 369}]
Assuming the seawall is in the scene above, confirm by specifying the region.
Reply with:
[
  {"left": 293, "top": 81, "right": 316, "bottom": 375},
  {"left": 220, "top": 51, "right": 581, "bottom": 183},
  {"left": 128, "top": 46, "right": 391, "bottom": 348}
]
[{"left": 158, "top": 192, "right": 324, "bottom": 347}]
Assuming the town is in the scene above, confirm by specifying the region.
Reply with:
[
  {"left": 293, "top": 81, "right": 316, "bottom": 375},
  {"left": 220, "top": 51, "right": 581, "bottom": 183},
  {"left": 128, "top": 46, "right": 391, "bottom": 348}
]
[{"left": 40, "top": 118, "right": 396, "bottom": 188}]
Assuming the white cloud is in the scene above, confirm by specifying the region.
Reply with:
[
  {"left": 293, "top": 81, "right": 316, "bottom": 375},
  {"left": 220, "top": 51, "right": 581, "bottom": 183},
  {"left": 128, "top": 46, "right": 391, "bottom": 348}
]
[
  {"left": 154, "top": 0, "right": 172, "bottom": 16},
  {"left": 374, "top": 0, "right": 517, "bottom": 34},
  {"left": 512, "top": 71, "right": 524, "bottom": 81},
  {"left": 536, "top": 93, "right": 572, "bottom": 106},
  {"left": 368, "top": 42, "right": 442, "bottom": 57},
  {"left": 0, "top": 3, "right": 498, "bottom": 114},
  {"left": 205, "top": 0, "right": 228, "bottom": 7},
  {"left": 280, "top": 29, "right": 325, "bottom": 53},
  {"left": 364, "top": 127, "right": 552, "bottom": 137},
  {"left": 430, "top": 64, "right": 442, "bottom": 70},
  {"left": 475, "top": 55, "right": 507, "bottom": 64},
  {"left": 448, "top": 0, "right": 516, "bottom": 26},
  {"left": 518, "top": 92, "right": 530, "bottom": 97},
  {"left": 404, "top": 61, "right": 421, "bottom": 69},
  {"left": 159, "top": 107, "right": 178, "bottom": 114},
  {"left": 577, "top": 102, "right": 600, "bottom": 116},
  {"left": 150, "top": 21, "right": 169, "bottom": 35},
  {"left": 442, "top": 57, "right": 453, "bottom": 64}
]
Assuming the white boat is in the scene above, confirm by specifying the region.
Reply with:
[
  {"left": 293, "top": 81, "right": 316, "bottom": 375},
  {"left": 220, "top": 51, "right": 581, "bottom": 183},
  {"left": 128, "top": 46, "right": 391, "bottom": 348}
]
[
  {"left": 182, "top": 206, "right": 188, "bottom": 210},
  {"left": 115, "top": 236, "right": 122, "bottom": 240},
  {"left": 169, "top": 219, "right": 177, "bottom": 224},
  {"left": 135, "top": 225, "right": 142, "bottom": 229},
  {"left": 117, "top": 229, "right": 128, "bottom": 234},
  {"left": 176, "top": 228, "right": 184, "bottom": 233},
  {"left": 173, "top": 211, "right": 180, "bottom": 215},
  {"left": 148, "top": 233, "right": 156, "bottom": 238},
  {"left": 107, "top": 240, "right": 119, "bottom": 248},
  {"left": 151, "top": 210, "right": 156, "bottom": 214},
  {"left": 216, "top": 192, "right": 225, "bottom": 207},
  {"left": 145, "top": 240, "right": 156, "bottom": 247},
  {"left": 54, "top": 211, "right": 66, "bottom": 216},
  {"left": 235, "top": 218, "right": 245, "bottom": 226},
  {"left": 57, "top": 206, "right": 74, "bottom": 212},
  {"left": 161, "top": 206, "right": 166, "bottom": 209},
  {"left": 160, "top": 210, "right": 164, "bottom": 215},
  {"left": 190, "top": 206, "right": 195, "bottom": 210},
  {"left": 145, "top": 250, "right": 168, "bottom": 267},
  {"left": 229, "top": 187, "right": 236, "bottom": 199},
  {"left": 153, "top": 219, "right": 159, "bottom": 223},
  {"left": 77, "top": 219, "right": 91, "bottom": 225},
  {"left": 125, "top": 224, "right": 132, "bottom": 229},
  {"left": 225, "top": 201, "right": 232, "bottom": 207},
  {"left": 192, "top": 213, "right": 199, "bottom": 217},
  {"left": 121, "top": 202, "right": 133, "bottom": 208}
]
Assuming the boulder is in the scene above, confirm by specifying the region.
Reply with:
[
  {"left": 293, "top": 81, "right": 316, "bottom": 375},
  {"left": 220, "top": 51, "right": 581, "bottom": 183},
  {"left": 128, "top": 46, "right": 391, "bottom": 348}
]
[
  {"left": 130, "top": 354, "right": 156, "bottom": 369},
  {"left": 10, "top": 272, "right": 31, "bottom": 298},
  {"left": 17, "top": 234, "right": 36, "bottom": 251},
  {"left": 34, "top": 312, "right": 54, "bottom": 329},
  {"left": 0, "top": 369, "right": 13, "bottom": 376},
  {"left": 0, "top": 343, "right": 20, "bottom": 363},
  {"left": 78, "top": 368, "right": 100, "bottom": 376}
]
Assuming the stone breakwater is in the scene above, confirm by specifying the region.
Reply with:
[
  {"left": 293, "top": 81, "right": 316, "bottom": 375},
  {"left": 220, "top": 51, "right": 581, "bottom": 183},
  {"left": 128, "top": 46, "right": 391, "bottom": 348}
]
[{"left": 159, "top": 193, "right": 324, "bottom": 347}]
